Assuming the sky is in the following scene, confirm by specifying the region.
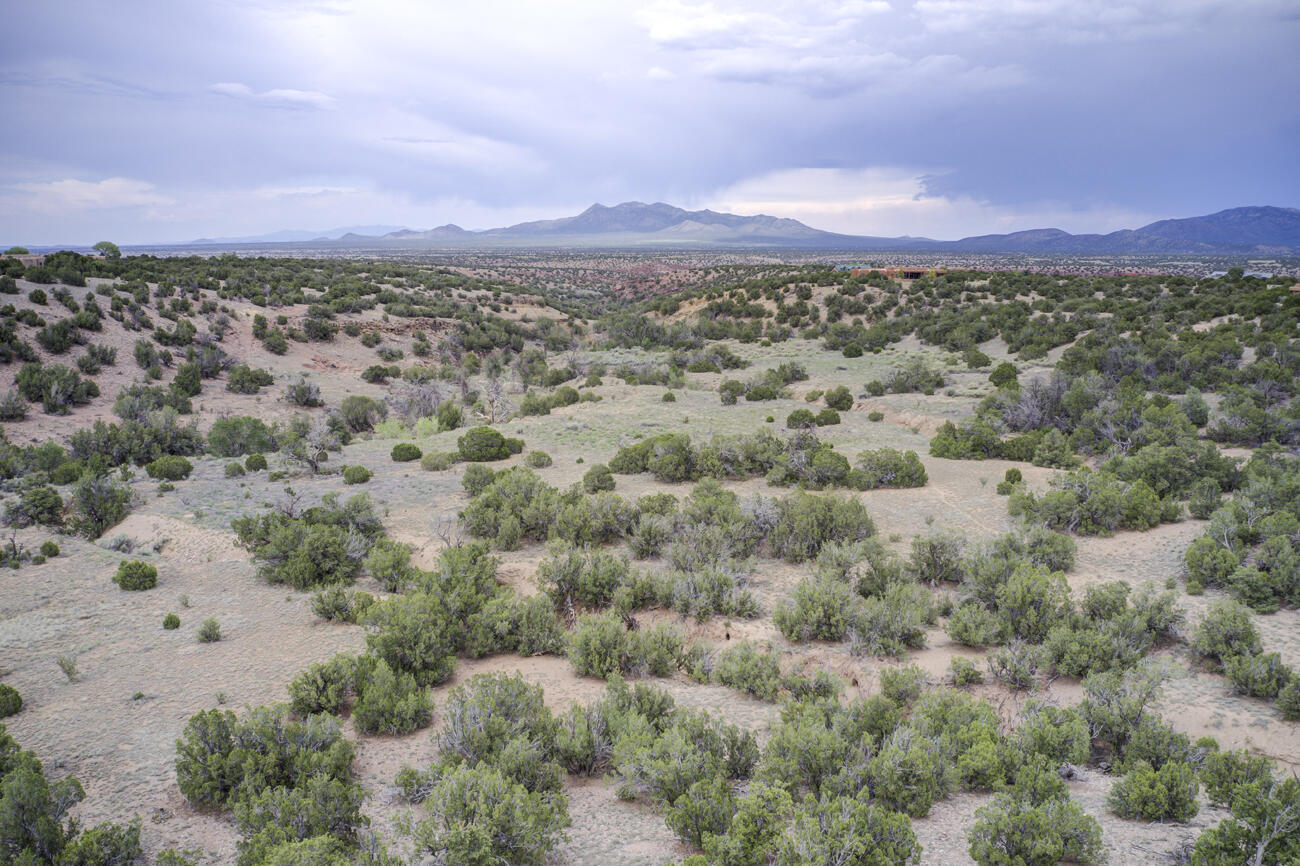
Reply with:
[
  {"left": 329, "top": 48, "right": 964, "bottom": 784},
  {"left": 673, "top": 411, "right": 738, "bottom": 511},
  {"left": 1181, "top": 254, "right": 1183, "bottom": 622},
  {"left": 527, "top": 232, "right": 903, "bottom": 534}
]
[{"left": 3, "top": 0, "right": 1298, "bottom": 245}]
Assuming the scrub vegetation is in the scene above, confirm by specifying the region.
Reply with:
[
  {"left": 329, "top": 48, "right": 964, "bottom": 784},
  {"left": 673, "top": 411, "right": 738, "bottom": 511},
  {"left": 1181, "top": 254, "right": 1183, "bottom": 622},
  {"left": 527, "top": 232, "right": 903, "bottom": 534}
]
[{"left": 1, "top": 250, "right": 1298, "bottom": 865}]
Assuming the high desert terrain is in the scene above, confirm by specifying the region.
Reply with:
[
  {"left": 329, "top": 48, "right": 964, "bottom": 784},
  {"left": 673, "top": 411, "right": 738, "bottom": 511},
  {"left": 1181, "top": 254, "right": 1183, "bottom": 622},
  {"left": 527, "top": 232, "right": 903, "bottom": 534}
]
[{"left": 0, "top": 251, "right": 1298, "bottom": 866}]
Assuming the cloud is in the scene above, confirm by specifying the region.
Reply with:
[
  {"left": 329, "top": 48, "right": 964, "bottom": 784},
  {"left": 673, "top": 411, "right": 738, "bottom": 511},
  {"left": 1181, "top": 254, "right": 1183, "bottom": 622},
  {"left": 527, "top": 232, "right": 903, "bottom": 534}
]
[
  {"left": 634, "top": 0, "right": 1016, "bottom": 95},
  {"left": 210, "top": 81, "right": 335, "bottom": 108},
  {"left": 0, "top": 0, "right": 1295, "bottom": 243},
  {"left": 249, "top": 184, "right": 360, "bottom": 198},
  {"left": 637, "top": 0, "right": 760, "bottom": 46},
  {"left": 700, "top": 167, "right": 1159, "bottom": 239},
  {"left": 12, "top": 177, "right": 173, "bottom": 213},
  {"left": 912, "top": 0, "right": 1293, "bottom": 41}
]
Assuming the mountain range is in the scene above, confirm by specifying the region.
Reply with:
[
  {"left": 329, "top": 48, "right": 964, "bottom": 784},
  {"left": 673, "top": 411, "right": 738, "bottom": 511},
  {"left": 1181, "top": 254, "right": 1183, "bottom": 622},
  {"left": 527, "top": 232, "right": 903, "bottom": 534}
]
[
  {"left": 191, "top": 225, "right": 409, "bottom": 245},
  {"left": 182, "top": 203, "right": 1300, "bottom": 254}
]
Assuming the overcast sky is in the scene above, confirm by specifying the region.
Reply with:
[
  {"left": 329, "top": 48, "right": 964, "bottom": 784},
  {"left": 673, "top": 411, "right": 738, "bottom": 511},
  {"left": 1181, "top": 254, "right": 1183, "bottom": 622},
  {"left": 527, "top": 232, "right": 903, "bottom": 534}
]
[{"left": 3, "top": 0, "right": 1298, "bottom": 245}]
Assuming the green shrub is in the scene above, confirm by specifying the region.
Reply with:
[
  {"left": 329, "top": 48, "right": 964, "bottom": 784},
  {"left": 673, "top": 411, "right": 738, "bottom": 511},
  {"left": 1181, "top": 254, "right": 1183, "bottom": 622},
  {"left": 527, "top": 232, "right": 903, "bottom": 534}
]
[
  {"left": 462, "top": 463, "right": 498, "bottom": 497},
  {"left": 197, "top": 617, "right": 221, "bottom": 643},
  {"left": 774, "top": 578, "right": 854, "bottom": 641},
  {"left": 458, "top": 426, "right": 512, "bottom": 462},
  {"left": 435, "top": 401, "right": 463, "bottom": 431},
  {"left": 880, "top": 664, "right": 927, "bottom": 706},
  {"left": 768, "top": 493, "right": 874, "bottom": 563},
  {"left": 232, "top": 496, "right": 378, "bottom": 589},
  {"left": 1201, "top": 748, "right": 1274, "bottom": 807},
  {"left": 1030, "top": 428, "right": 1078, "bottom": 469},
  {"left": 163, "top": 612, "right": 181, "bottom": 630},
  {"left": 907, "top": 531, "right": 964, "bottom": 585},
  {"left": 1185, "top": 535, "right": 1232, "bottom": 590},
  {"left": 712, "top": 641, "right": 783, "bottom": 701},
  {"left": 583, "top": 463, "right": 615, "bottom": 493},
  {"left": 929, "top": 419, "right": 1003, "bottom": 460},
  {"left": 987, "top": 641, "right": 1042, "bottom": 690},
  {"left": 1280, "top": 677, "right": 1300, "bottom": 720},
  {"left": 363, "top": 593, "right": 458, "bottom": 686},
  {"left": 145, "top": 455, "right": 193, "bottom": 481},
  {"left": 1014, "top": 702, "right": 1089, "bottom": 765},
  {"left": 969, "top": 787, "right": 1102, "bottom": 866},
  {"left": 950, "top": 657, "right": 984, "bottom": 686},
  {"left": 567, "top": 613, "right": 680, "bottom": 679},
  {"left": 0, "top": 683, "right": 21, "bottom": 717},
  {"left": 342, "top": 465, "right": 372, "bottom": 485},
  {"left": 288, "top": 654, "right": 357, "bottom": 716},
  {"left": 245, "top": 453, "right": 268, "bottom": 471},
  {"left": 1191, "top": 599, "right": 1261, "bottom": 664},
  {"left": 1108, "top": 760, "right": 1199, "bottom": 822},
  {"left": 775, "top": 794, "right": 920, "bottom": 865},
  {"left": 56, "top": 818, "right": 144, "bottom": 866},
  {"left": 538, "top": 542, "right": 630, "bottom": 611},
  {"left": 1224, "top": 652, "right": 1292, "bottom": 698},
  {"left": 352, "top": 658, "right": 433, "bottom": 735},
  {"left": 824, "top": 385, "right": 853, "bottom": 411},
  {"left": 1191, "top": 777, "right": 1300, "bottom": 865},
  {"left": 847, "top": 583, "right": 931, "bottom": 657},
  {"left": 114, "top": 560, "right": 158, "bottom": 591},
  {"left": 421, "top": 451, "right": 457, "bottom": 471},
  {"left": 338, "top": 395, "right": 387, "bottom": 433},
  {"left": 3, "top": 483, "right": 64, "bottom": 528},
  {"left": 357, "top": 540, "right": 411, "bottom": 595},
  {"left": 174, "top": 704, "right": 355, "bottom": 813},
  {"left": 1117, "top": 715, "right": 1193, "bottom": 773},
  {"left": 869, "top": 727, "right": 954, "bottom": 817},
  {"left": 525, "top": 451, "right": 553, "bottom": 468},
  {"left": 786, "top": 408, "right": 817, "bottom": 429},
  {"left": 567, "top": 612, "right": 634, "bottom": 679},
  {"left": 460, "top": 467, "right": 560, "bottom": 548},
  {"left": 411, "top": 763, "right": 568, "bottom": 865},
  {"left": 391, "top": 442, "right": 422, "bottom": 462},
  {"left": 434, "top": 672, "right": 558, "bottom": 776},
  {"left": 225, "top": 364, "right": 274, "bottom": 394},
  {"left": 40, "top": 540, "right": 60, "bottom": 558},
  {"left": 867, "top": 411, "right": 884, "bottom": 422},
  {"left": 989, "top": 362, "right": 1018, "bottom": 387},
  {"left": 224, "top": 461, "right": 246, "bottom": 478},
  {"left": 284, "top": 376, "right": 323, "bottom": 406},
  {"left": 209, "top": 416, "right": 276, "bottom": 458},
  {"left": 854, "top": 449, "right": 927, "bottom": 488},
  {"left": 947, "top": 603, "right": 1006, "bottom": 647},
  {"left": 1226, "top": 564, "right": 1285, "bottom": 613},
  {"left": 660, "top": 567, "right": 758, "bottom": 621},
  {"left": 68, "top": 474, "right": 131, "bottom": 539},
  {"left": 1187, "top": 477, "right": 1222, "bottom": 519},
  {"left": 261, "top": 327, "right": 287, "bottom": 354},
  {"left": 995, "top": 564, "right": 1071, "bottom": 643}
]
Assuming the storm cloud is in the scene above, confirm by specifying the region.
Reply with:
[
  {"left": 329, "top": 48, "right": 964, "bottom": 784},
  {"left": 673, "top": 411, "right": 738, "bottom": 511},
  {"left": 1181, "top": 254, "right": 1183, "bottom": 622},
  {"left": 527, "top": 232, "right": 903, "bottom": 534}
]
[{"left": 3, "top": 0, "right": 1297, "bottom": 244}]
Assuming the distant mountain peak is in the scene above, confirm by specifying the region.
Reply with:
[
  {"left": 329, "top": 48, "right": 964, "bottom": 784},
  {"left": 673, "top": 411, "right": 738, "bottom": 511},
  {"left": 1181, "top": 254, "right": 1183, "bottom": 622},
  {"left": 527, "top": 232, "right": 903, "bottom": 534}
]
[{"left": 175, "top": 203, "right": 1299, "bottom": 253}]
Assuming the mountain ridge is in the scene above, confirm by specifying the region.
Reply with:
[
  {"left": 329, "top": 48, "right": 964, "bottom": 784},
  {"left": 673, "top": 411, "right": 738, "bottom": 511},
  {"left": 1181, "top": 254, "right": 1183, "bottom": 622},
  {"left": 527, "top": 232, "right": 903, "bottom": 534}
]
[{"left": 179, "top": 204, "right": 1300, "bottom": 253}]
